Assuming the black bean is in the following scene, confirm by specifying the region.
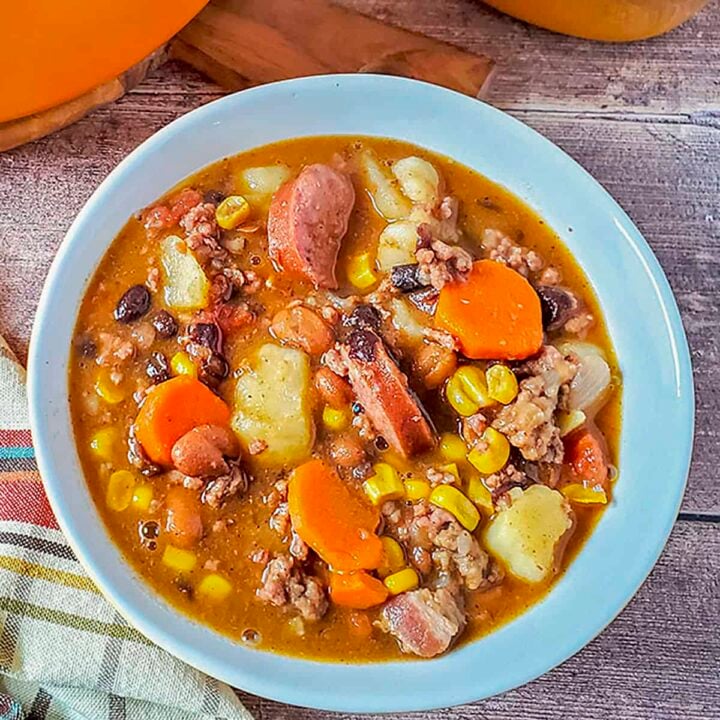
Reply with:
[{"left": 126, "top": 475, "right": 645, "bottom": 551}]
[
  {"left": 199, "top": 352, "right": 229, "bottom": 387},
  {"left": 140, "top": 520, "right": 159, "bottom": 540},
  {"left": 146, "top": 352, "right": 170, "bottom": 384},
  {"left": 347, "top": 329, "right": 379, "bottom": 362},
  {"left": 390, "top": 263, "right": 425, "bottom": 293},
  {"left": 76, "top": 336, "right": 97, "bottom": 358},
  {"left": 344, "top": 304, "right": 381, "bottom": 331},
  {"left": 151, "top": 310, "right": 178, "bottom": 338},
  {"left": 407, "top": 286, "right": 439, "bottom": 315},
  {"left": 536, "top": 286, "right": 579, "bottom": 331},
  {"left": 204, "top": 189, "right": 225, "bottom": 205},
  {"left": 114, "top": 285, "right": 151, "bottom": 323},
  {"left": 188, "top": 322, "right": 222, "bottom": 352},
  {"left": 250, "top": 255, "right": 261, "bottom": 266},
  {"left": 374, "top": 436, "right": 389, "bottom": 451}
]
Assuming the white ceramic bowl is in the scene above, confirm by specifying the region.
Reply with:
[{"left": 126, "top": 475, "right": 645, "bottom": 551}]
[{"left": 28, "top": 75, "right": 694, "bottom": 712}]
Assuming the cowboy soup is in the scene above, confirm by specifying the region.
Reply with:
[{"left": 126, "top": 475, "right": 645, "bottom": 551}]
[{"left": 70, "top": 136, "right": 621, "bottom": 661}]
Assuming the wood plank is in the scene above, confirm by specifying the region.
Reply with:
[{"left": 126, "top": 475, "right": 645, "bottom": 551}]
[
  {"left": 129, "top": 1, "right": 720, "bottom": 116},
  {"left": 0, "top": 70, "right": 715, "bottom": 514},
  {"left": 335, "top": 0, "right": 720, "bottom": 115},
  {"left": 235, "top": 519, "right": 720, "bottom": 718},
  {"left": 174, "top": 0, "right": 496, "bottom": 98}
]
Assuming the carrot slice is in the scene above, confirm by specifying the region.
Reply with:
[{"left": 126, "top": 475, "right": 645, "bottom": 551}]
[
  {"left": 435, "top": 259, "right": 543, "bottom": 360},
  {"left": 288, "top": 459, "right": 383, "bottom": 571},
  {"left": 134, "top": 376, "right": 232, "bottom": 465},
  {"left": 330, "top": 571, "right": 389, "bottom": 609},
  {"left": 563, "top": 425, "right": 609, "bottom": 490}
]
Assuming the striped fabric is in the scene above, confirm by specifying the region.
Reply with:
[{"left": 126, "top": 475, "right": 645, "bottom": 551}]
[{"left": 0, "top": 338, "right": 252, "bottom": 720}]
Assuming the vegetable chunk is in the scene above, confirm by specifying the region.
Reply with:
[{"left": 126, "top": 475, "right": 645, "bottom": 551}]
[
  {"left": 160, "top": 235, "right": 209, "bottom": 311},
  {"left": 436, "top": 260, "right": 543, "bottom": 360},
  {"left": 232, "top": 343, "right": 314, "bottom": 464},
  {"left": 484, "top": 485, "right": 574, "bottom": 583},
  {"left": 134, "top": 376, "right": 232, "bottom": 466},
  {"left": 288, "top": 459, "right": 383, "bottom": 571}
]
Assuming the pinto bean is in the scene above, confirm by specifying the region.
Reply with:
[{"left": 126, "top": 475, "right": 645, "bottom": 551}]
[
  {"left": 270, "top": 306, "right": 334, "bottom": 355},
  {"left": 171, "top": 424, "right": 239, "bottom": 478},
  {"left": 164, "top": 486, "right": 203, "bottom": 548},
  {"left": 314, "top": 367, "right": 353, "bottom": 408},
  {"left": 329, "top": 434, "right": 366, "bottom": 467},
  {"left": 413, "top": 342, "right": 457, "bottom": 389}
]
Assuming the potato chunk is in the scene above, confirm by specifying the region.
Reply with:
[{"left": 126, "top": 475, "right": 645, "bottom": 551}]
[
  {"left": 232, "top": 343, "right": 314, "bottom": 464},
  {"left": 235, "top": 164, "right": 291, "bottom": 209},
  {"left": 161, "top": 235, "right": 209, "bottom": 311},
  {"left": 358, "top": 150, "right": 412, "bottom": 221},
  {"left": 484, "top": 485, "right": 574, "bottom": 583},
  {"left": 391, "top": 156, "right": 440, "bottom": 206},
  {"left": 377, "top": 220, "right": 419, "bottom": 271}
]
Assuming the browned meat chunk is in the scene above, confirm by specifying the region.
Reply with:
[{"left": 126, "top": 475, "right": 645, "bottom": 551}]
[
  {"left": 324, "top": 329, "right": 435, "bottom": 458},
  {"left": 379, "top": 587, "right": 466, "bottom": 658},
  {"left": 257, "top": 554, "right": 328, "bottom": 621},
  {"left": 267, "top": 164, "right": 355, "bottom": 289}
]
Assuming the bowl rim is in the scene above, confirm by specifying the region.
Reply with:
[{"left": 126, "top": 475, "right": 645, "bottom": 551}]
[{"left": 28, "top": 74, "right": 694, "bottom": 713}]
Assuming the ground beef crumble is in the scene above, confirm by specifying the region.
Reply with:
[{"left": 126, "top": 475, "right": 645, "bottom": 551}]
[
  {"left": 382, "top": 500, "right": 501, "bottom": 591},
  {"left": 492, "top": 345, "right": 577, "bottom": 464},
  {"left": 482, "top": 228, "right": 547, "bottom": 279},
  {"left": 256, "top": 554, "right": 328, "bottom": 621}
]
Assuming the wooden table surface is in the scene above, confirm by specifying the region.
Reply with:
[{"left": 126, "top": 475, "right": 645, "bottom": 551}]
[{"left": 1, "top": 2, "right": 718, "bottom": 718}]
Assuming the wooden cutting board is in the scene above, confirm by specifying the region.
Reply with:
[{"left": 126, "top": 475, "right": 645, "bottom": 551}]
[{"left": 0, "top": 0, "right": 495, "bottom": 152}]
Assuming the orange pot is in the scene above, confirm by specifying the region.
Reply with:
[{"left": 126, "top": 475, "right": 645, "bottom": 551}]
[
  {"left": 0, "top": 0, "right": 208, "bottom": 123},
  {"left": 483, "top": 0, "right": 709, "bottom": 41}
]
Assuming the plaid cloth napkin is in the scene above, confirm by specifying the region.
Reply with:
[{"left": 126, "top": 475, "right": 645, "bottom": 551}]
[{"left": 0, "top": 337, "right": 252, "bottom": 720}]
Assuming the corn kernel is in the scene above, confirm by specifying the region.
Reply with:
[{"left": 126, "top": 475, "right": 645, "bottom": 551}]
[
  {"left": 170, "top": 351, "right": 197, "bottom": 378},
  {"left": 197, "top": 572, "right": 233, "bottom": 600},
  {"left": 486, "top": 364, "right": 519, "bottom": 404},
  {"left": 131, "top": 483, "right": 154, "bottom": 512},
  {"left": 89, "top": 427, "right": 119, "bottom": 461},
  {"left": 404, "top": 478, "right": 431, "bottom": 501},
  {"left": 383, "top": 567, "right": 419, "bottom": 595},
  {"left": 95, "top": 370, "right": 125, "bottom": 404},
  {"left": 446, "top": 366, "right": 493, "bottom": 416},
  {"left": 561, "top": 483, "right": 608, "bottom": 505},
  {"left": 363, "top": 463, "right": 405, "bottom": 505},
  {"left": 558, "top": 409, "right": 587, "bottom": 437},
  {"left": 106, "top": 470, "right": 136, "bottom": 512},
  {"left": 466, "top": 475, "right": 494, "bottom": 511},
  {"left": 215, "top": 195, "right": 251, "bottom": 230},
  {"left": 322, "top": 405, "right": 351, "bottom": 432},
  {"left": 429, "top": 484, "right": 480, "bottom": 531},
  {"left": 467, "top": 427, "right": 510, "bottom": 475},
  {"left": 162, "top": 545, "right": 197, "bottom": 572},
  {"left": 347, "top": 252, "right": 378, "bottom": 290},
  {"left": 378, "top": 536, "right": 405, "bottom": 578},
  {"left": 439, "top": 433, "right": 467, "bottom": 462},
  {"left": 439, "top": 463, "right": 461, "bottom": 481}
]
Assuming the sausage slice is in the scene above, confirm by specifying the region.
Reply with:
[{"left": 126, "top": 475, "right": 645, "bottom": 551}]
[
  {"left": 326, "top": 329, "right": 435, "bottom": 458},
  {"left": 268, "top": 164, "right": 355, "bottom": 289}
]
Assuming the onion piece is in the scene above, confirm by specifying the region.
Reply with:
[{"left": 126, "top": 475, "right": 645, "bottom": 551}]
[{"left": 558, "top": 341, "right": 612, "bottom": 416}]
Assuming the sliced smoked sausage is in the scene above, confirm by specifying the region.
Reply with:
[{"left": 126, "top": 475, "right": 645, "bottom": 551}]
[
  {"left": 325, "top": 329, "right": 435, "bottom": 458},
  {"left": 267, "top": 164, "right": 355, "bottom": 289}
]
